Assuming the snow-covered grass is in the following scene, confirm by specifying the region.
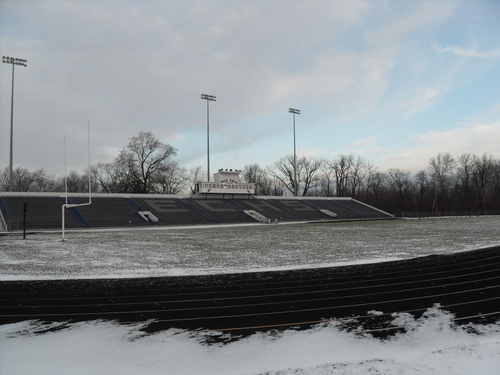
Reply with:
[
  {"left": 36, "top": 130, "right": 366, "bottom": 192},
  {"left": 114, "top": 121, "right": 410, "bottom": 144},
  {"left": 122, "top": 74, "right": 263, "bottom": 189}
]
[
  {"left": 1, "top": 216, "right": 499, "bottom": 280},
  {"left": 1, "top": 216, "right": 500, "bottom": 374}
]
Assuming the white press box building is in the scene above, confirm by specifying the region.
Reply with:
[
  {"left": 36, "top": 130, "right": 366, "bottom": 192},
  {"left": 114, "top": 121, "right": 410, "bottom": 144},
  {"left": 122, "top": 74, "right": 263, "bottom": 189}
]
[{"left": 195, "top": 169, "right": 255, "bottom": 197}]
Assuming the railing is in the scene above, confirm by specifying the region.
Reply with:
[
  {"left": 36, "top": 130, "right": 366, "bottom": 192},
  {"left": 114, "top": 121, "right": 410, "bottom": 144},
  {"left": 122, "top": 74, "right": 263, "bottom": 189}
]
[{"left": 196, "top": 182, "right": 255, "bottom": 194}]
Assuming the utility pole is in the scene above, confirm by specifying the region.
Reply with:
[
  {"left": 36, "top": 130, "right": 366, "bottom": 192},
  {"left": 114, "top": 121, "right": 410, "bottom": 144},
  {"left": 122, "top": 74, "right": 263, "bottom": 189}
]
[
  {"left": 288, "top": 107, "right": 300, "bottom": 196},
  {"left": 2, "top": 56, "right": 28, "bottom": 191},
  {"left": 201, "top": 94, "right": 216, "bottom": 181}
]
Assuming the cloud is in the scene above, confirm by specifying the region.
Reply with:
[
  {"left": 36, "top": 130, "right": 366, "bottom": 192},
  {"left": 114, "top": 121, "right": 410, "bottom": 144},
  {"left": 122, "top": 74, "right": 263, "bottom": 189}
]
[
  {"left": 434, "top": 45, "right": 500, "bottom": 59},
  {"left": 351, "top": 135, "right": 381, "bottom": 148},
  {"left": 365, "top": 1, "right": 456, "bottom": 48},
  {"left": 377, "top": 121, "right": 500, "bottom": 172},
  {"left": 394, "top": 87, "right": 443, "bottom": 119}
]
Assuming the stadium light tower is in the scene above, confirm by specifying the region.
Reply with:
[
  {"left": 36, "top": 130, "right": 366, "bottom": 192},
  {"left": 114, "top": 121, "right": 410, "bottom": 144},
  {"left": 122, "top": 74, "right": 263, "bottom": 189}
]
[
  {"left": 201, "top": 94, "right": 216, "bottom": 181},
  {"left": 288, "top": 107, "right": 300, "bottom": 196},
  {"left": 2, "top": 56, "right": 28, "bottom": 192}
]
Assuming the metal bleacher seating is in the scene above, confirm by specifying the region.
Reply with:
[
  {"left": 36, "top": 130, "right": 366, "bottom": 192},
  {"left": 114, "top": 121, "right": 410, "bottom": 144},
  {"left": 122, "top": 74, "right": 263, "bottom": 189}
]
[
  {"left": 129, "top": 197, "right": 215, "bottom": 225},
  {"left": 0, "top": 194, "right": 393, "bottom": 231},
  {"left": 68, "top": 197, "right": 146, "bottom": 227},
  {"left": 1, "top": 196, "right": 80, "bottom": 229},
  {"left": 185, "top": 199, "right": 256, "bottom": 224}
]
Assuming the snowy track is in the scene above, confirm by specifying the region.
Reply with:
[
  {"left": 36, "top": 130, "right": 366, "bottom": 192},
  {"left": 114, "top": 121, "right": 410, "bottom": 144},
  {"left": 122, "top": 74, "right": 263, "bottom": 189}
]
[{"left": 1, "top": 246, "right": 499, "bottom": 335}]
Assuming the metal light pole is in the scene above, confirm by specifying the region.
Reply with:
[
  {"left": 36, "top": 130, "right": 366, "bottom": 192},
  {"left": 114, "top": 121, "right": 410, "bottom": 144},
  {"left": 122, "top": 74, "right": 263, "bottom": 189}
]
[
  {"left": 2, "top": 56, "right": 27, "bottom": 192},
  {"left": 201, "top": 94, "right": 216, "bottom": 182},
  {"left": 288, "top": 107, "right": 300, "bottom": 196}
]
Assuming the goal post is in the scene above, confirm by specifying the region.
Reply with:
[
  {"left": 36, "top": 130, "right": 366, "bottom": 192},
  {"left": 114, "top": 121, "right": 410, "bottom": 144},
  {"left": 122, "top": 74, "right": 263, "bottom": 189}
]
[{"left": 62, "top": 122, "right": 92, "bottom": 241}]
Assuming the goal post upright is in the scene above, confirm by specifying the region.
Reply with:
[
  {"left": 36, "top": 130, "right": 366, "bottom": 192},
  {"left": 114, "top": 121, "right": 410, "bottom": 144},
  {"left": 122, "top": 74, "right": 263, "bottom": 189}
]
[{"left": 62, "top": 121, "right": 92, "bottom": 241}]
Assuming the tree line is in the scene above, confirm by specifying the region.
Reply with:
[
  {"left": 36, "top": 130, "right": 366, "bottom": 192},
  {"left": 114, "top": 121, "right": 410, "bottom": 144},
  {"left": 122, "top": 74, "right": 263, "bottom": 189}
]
[
  {"left": 244, "top": 152, "right": 500, "bottom": 215},
  {"left": 2, "top": 132, "right": 499, "bottom": 215}
]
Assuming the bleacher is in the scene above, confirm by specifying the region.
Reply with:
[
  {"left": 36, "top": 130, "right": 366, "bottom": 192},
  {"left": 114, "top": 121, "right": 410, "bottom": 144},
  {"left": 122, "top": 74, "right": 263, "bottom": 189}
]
[
  {"left": 0, "top": 193, "right": 394, "bottom": 231},
  {"left": 333, "top": 199, "right": 389, "bottom": 218},
  {"left": 131, "top": 197, "right": 215, "bottom": 225},
  {"left": 0, "top": 196, "right": 81, "bottom": 230},
  {"left": 301, "top": 198, "right": 384, "bottom": 219},
  {"left": 232, "top": 199, "right": 302, "bottom": 222},
  {"left": 68, "top": 197, "right": 147, "bottom": 228},
  {"left": 184, "top": 199, "right": 256, "bottom": 224}
]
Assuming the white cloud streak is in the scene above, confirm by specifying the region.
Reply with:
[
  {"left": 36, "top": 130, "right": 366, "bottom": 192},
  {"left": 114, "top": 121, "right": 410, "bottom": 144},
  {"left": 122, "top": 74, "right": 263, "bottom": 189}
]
[
  {"left": 377, "top": 121, "right": 500, "bottom": 172},
  {"left": 434, "top": 45, "right": 500, "bottom": 59}
]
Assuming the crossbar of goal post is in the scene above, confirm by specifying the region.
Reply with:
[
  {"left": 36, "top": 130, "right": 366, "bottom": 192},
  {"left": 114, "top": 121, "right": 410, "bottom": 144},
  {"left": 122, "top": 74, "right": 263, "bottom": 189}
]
[{"left": 62, "top": 122, "right": 92, "bottom": 241}]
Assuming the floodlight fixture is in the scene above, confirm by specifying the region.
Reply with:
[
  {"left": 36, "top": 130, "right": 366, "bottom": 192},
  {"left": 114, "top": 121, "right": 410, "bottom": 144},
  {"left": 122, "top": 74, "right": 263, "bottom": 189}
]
[
  {"left": 3, "top": 56, "right": 27, "bottom": 66},
  {"left": 201, "top": 93, "right": 216, "bottom": 181},
  {"left": 3, "top": 56, "right": 28, "bottom": 192},
  {"left": 201, "top": 94, "right": 216, "bottom": 102}
]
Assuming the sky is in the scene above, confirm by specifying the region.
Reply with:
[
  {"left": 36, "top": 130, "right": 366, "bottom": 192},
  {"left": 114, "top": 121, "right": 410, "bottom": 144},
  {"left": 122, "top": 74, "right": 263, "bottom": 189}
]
[{"left": 1, "top": 0, "right": 500, "bottom": 178}]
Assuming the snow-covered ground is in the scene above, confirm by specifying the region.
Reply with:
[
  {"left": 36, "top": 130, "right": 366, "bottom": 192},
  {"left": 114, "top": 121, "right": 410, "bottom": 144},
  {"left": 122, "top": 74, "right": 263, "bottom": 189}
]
[
  {"left": 2, "top": 308, "right": 499, "bottom": 375},
  {"left": 1, "top": 216, "right": 499, "bottom": 280},
  {"left": 1, "top": 216, "right": 500, "bottom": 374}
]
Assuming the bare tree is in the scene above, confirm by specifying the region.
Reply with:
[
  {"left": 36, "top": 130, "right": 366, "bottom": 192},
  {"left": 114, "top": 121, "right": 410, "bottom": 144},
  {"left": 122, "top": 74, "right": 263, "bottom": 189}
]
[
  {"left": 428, "top": 152, "right": 456, "bottom": 212},
  {"left": 242, "top": 164, "right": 263, "bottom": 186},
  {"left": 87, "top": 132, "right": 182, "bottom": 194},
  {"left": 386, "top": 168, "right": 413, "bottom": 212},
  {"left": 269, "top": 175, "right": 286, "bottom": 196},
  {"left": 330, "top": 154, "right": 353, "bottom": 197},
  {"left": 151, "top": 161, "right": 187, "bottom": 194},
  {"left": 414, "top": 170, "right": 429, "bottom": 210},
  {"left": 365, "top": 170, "right": 386, "bottom": 206},
  {"left": 187, "top": 166, "right": 204, "bottom": 196},
  {"left": 1, "top": 167, "right": 58, "bottom": 192},
  {"left": 456, "top": 153, "right": 474, "bottom": 210},
  {"left": 318, "top": 158, "right": 335, "bottom": 197},
  {"left": 94, "top": 152, "right": 135, "bottom": 193},
  {"left": 242, "top": 163, "right": 275, "bottom": 195},
  {"left": 299, "top": 156, "right": 323, "bottom": 196},
  {"left": 125, "top": 132, "right": 177, "bottom": 193},
  {"left": 269, "top": 155, "right": 323, "bottom": 196},
  {"left": 472, "top": 153, "right": 494, "bottom": 210},
  {"left": 269, "top": 155, "right": 297, "bottom": 196},
  {"left": 64, "top": 170, "right": 86, "bottom": 192},
  {"left": 490, "top": 159, "right": 500, "bottom": 209},
  {"left": 348, "top": 156, "right": 371, "bottom": 198},
  {"left": 11, "top": 167, "right": 34, "bottom": 192},
  {"left": 0, "top": 167, "right": 55, "bottom": 192},
  {"left": 0, "top": 168, "right": 7, "bottom": 191}
]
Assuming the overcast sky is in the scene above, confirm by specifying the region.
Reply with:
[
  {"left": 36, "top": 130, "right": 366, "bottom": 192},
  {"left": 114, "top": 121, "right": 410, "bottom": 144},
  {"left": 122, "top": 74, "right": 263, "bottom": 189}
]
[{"left": 1, "top": 0, "right": 499, "bottom": 178}]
